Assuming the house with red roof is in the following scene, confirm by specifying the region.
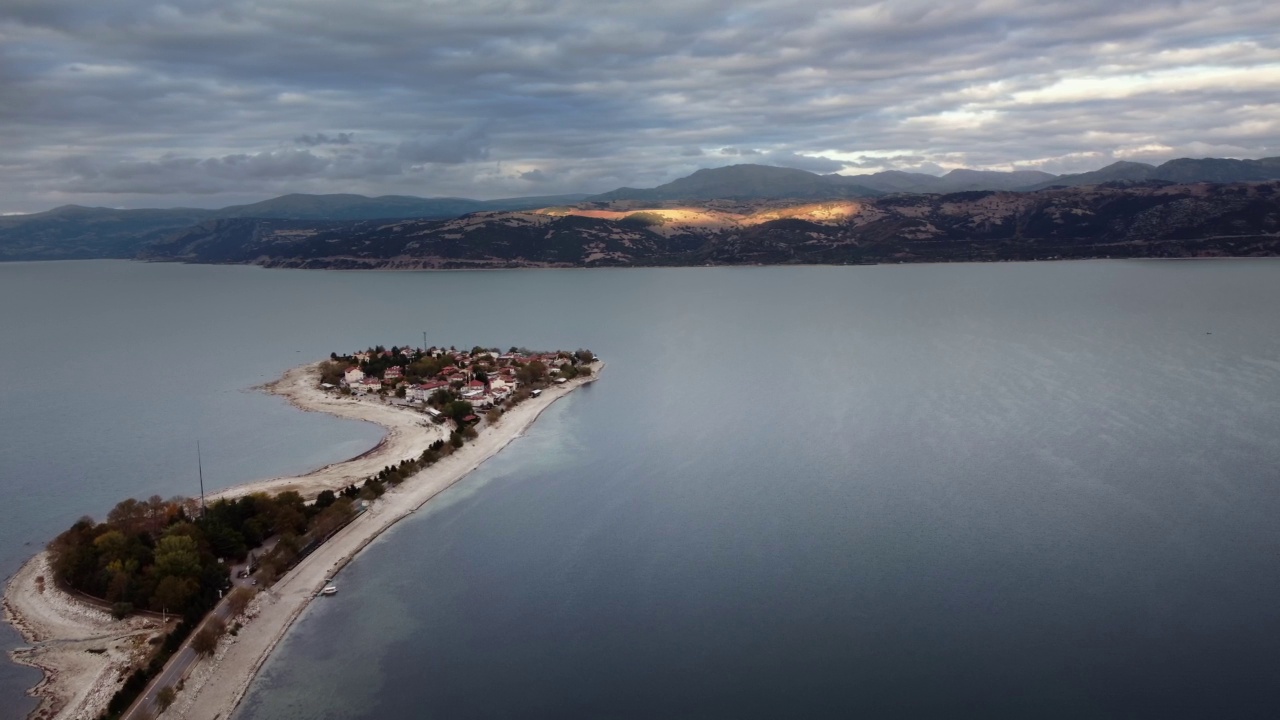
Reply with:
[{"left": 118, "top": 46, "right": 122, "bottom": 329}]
[{"left": 343, "top": 366, "right": 365, "bottom": 386}]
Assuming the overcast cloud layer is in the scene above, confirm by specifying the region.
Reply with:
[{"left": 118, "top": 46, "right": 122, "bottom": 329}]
[{"left": 2, "top": 0, "right": 1279, "bottom": 212}]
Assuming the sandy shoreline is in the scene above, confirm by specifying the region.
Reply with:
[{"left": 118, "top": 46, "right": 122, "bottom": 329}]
[
  {"left": 4, "top": 360, "right": 602, "bottom": 720},
  {"left": 3, "top": 553, "right": 167, "bottom": 720}
]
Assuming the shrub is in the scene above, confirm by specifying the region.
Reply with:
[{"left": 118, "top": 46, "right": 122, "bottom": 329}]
[{"left": 157, "top": 686, "right": 177, "bottom": 711}]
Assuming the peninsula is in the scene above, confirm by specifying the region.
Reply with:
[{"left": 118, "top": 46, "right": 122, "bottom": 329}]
[{"left": 3, "top": 345, "right": 603, "bottom": 720}]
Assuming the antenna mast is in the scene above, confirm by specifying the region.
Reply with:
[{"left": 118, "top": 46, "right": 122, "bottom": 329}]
[{"left": 197, "top": 440, "right": 206, "bottom": 518}]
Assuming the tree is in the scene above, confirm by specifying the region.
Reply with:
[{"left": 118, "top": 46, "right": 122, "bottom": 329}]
[
  {"left": 314, "top": 490, "right": 337, "bottom": 510},
  {"left": 107, "top": 499, "right": 147, "bottom": 535},
  {"left": 444, "top": 400, "right": 474, "bottom": 425},
  {"left": 154, "top": 535, "right": 201, "bottom": 579},
  {"left": 152, "top": 575, "right": 198, "bottom": 612},
  {"left": 157, "top": 686, "right": 177, "bottom": 711},
  {"left": 516, "top": 360, "right": 547, "bottom": 385},
  {"left": 191, "top": 617, "right": 225, "bottom": 656},
  {"left": 227, "top": 587, "right": 254, "bottom": 617}
]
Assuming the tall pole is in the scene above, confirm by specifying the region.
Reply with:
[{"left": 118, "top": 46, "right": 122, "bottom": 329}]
[
  {"left": 423, "top": 330, "right": 427, "bottom": 352},
  {"left": 197, "top": 440, "right": 206, "bottom": 519}
]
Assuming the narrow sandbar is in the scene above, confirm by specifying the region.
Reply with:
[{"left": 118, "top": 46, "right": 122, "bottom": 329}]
[{"left": 4, "top": 360, "right": 602, "bottom": 720}]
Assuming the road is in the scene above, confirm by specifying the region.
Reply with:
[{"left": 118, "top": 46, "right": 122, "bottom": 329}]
[
  {"left": 121, "top": 546, "right": 273, "bottom": 720},
  {"left": 121, "top": 598, "right": 235, "bottom": 720}
]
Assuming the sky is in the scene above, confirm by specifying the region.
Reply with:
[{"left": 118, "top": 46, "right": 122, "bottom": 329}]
[{"left": 2, "top": 0, "right": 1279, "bottom": 212}]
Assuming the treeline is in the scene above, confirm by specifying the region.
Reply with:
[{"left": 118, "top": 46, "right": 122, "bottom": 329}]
[{"left": 49, "top": 491, "right": 353, "bottom": 617}]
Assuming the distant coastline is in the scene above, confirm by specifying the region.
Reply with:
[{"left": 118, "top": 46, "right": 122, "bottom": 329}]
[{"left": 3, "top": 358, "right": 603, "bottom": 720}]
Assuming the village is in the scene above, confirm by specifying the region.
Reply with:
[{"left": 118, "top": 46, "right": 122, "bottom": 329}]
[{"left": 321, "top": 344, "right": 598, "bottom": 425}]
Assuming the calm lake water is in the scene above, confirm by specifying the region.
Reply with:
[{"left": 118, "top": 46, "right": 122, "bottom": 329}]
[{"left": 4, "top": 260, "right": 1280, "bottom": 719}]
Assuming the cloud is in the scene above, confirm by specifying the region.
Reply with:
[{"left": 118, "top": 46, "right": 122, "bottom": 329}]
[
  {"left": 397, "top": 124, "right": 491, "bottom": 165},
  {"left": 57, "top": 150, "right": 333, "bottom": 194},
  {"left": 519, "top": 169, "right": 550, "bottom": 182},
  {"left": 755, "top": 151, "right": 846, "bottom": 174},
  {"left": 0, "top": 0, "right": 1277, "bottom": 209},
  {"left": 295, "top": 132, "right": 354, "bottom": 146}
]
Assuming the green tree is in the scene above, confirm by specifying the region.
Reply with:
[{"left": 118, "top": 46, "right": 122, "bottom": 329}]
[
  {"left": 444, "top": 400, "right": 474, "bottom": 424},
  {"left": 516, "top": 360, "right": 547, "bottom": 385},
  {"left": 314, "top": 490, "right": 337, "bottom": 510},
  {"left": 152, "top": 575, "right": 198, "bottom": 612},
  {"left": 154, "top": 535, "right": 201, "bottom": 579}
]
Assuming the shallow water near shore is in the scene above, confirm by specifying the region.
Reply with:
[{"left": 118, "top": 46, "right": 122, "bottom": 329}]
[{"left": 5, "top": 259, "right": 1280, "bottom": 719}]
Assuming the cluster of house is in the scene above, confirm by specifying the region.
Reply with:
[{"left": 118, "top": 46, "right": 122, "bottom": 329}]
[{"left": 333, "top": 347, "right": 580, "bottom": 412}]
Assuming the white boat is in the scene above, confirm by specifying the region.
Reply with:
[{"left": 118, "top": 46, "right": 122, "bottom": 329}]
[{"left": 319, "top": 585, "right": 338, "bottom": 596}]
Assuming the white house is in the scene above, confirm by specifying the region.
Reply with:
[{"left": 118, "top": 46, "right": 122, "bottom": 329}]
[
  {"left": 409, "top": 380, "right": 448, "bottom": 403},
  {"left": 343, "top": 366, "right": 366, "bottom": 386}
]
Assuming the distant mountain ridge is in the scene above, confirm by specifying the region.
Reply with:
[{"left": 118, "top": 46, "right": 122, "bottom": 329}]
[
  {"left": 209, "top": 193, "right": 590, "bottom": 220},
  {"left": 1031, "top": 156, "right": 1280, "bottom": 189},
  {"left": 3, "top": 155, "right": 1280, "bottom": 262},
  {"left": 0, "top": 192, "right": 587, "bottom": 260},
  {"left": 138, "top": 181, "right": 1280, "bottom": 269},
  {"left": 589, "top": 157, "right": 1280, "bottom": 201}
]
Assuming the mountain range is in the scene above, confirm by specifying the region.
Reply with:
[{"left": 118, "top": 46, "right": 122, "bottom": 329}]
[
  {"left": 137, "top": 181, "right": 1280, "bottom": 269},
  {"left": 2, "top": 155, "right": 1280, "bottom": 264},
  {"left": 0, "top": 193, "right": 587, "bottom": 261}
]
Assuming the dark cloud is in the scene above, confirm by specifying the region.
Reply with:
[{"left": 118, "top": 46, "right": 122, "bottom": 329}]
[
  {"left": 519, "top": 169, "right": 550, "bottom": 182},
  {"left": 396, "top": 124, "right": 491, "bottom": 165},
  {"left": 0, "top": 0, "right": 1277, "bottom": 210},
  {"left": 295, "top": 132, "right": 354, "bottom": 146}
]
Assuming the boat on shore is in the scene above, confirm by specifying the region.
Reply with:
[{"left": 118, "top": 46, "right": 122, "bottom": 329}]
[{"left": 319, "top": 584, "right": 337, "bottom": 596}]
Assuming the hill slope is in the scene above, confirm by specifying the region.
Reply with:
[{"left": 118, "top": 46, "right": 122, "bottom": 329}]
[
  {"left": 0, "top": 193, "right": 586, "bottom": 260},
  {"left": 1034, "top": 157, "right": 1280, "bottom": 189},
  {"left": 140, "top": 182, "right": 1280, "bottom": 269}
]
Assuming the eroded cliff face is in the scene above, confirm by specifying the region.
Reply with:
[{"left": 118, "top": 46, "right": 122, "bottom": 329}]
[{"left": 141, "top": 182, "right": 1280, "bottom": 268}]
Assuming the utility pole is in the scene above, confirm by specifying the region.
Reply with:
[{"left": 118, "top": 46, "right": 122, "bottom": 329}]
[
  {"left": 423, "top": 330, "right": 428, "bottom": 353},
  {"left": 197, "top": 440, "right": 206, "bottom": 519}
]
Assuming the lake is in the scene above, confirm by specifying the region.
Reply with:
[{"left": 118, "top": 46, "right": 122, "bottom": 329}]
[{"left": 3, "top": 259, "right": 1280, "bottom": 719}]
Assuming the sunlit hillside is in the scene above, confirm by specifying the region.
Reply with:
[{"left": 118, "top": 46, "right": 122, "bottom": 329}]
[{"left": 533, "top": 202, "right": 865, "bottom": 236}]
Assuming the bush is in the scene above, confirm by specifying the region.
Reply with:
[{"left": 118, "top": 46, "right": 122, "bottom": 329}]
[
  {"left": 110, "top": 602, "right": 134, "bottom": 620},
  {"left": 191, "top": 618, "right": 225, "bottom": 656},
  {"left": 227, "top": 587, "right": 254, "bottom": 617},
  {"left": 157, "top": 686, "right": 177, "bottom": 711}
]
